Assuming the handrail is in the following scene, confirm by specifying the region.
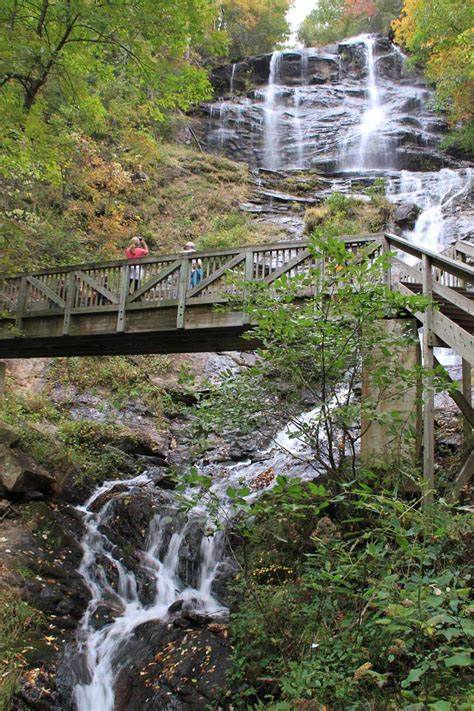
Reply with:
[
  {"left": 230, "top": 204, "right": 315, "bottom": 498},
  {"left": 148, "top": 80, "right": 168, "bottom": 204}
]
[
  {"left": 0, "top": 234, "right": 382, "bottom": 281},
  {"left": 384, "top": 232, "right": 474, "bottom": 283}
]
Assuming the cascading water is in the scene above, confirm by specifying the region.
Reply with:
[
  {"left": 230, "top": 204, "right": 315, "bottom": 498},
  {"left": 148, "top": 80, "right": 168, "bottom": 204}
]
[
  {"left": 387, "top": 168, "right": 474, "bottom": 253},
  {"left": 356, "top": 35, "right": 386, "bottom": 169},
  {"left": 72, "top": 406, "right": 323, "bottom": 709},
  {"left": 339, "top": 34, "right": 389, "bottom": 171},
  {"left": 230, "top": 63, "right": 237, "bottom": 93},
  {"left": 263, "top": 50, "right": 283, "bottom": 170},
  {"left": 73, "top": 474, "right": 225, "bottom": 710}
]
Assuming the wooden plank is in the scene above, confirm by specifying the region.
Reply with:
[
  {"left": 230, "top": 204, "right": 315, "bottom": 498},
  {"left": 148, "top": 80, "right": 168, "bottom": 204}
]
[
  {"left": 454, "top": 241, "right": 474, "bottom": 260},
  {"left": 263, "top": 249, "right": 310, "bottom": 283},
  {"left": 187, "top": 253, "right": 244, "bottom": 297},
  {"left": 15, "top": 277, "right": 28, "bottom": 329},
  {"left": 448, "top": 450, "right": 474, "bottom": 502},
  {"left": 433, "top": 283, "right": 474, "bottom": 317},
  {"left": 395, "top": 260, "right": 474, "bottom": 317},
  {"left": 431, "top": 311, "right": 474, "bottom": 364},
  {"left": 116, "top": 264, "right": 130, "bottom": 333},
  {"left": 128, "top": 260, "right": 180, "bottom": 303},
  {"left": 62, "top": 272, "right": 76, "bottom": 335},
  {"left": 76, "top": 271, "right": 119, "bottom": 304},
  {"left": 26, "top": 276, "right": 66, "bottom": 309}
]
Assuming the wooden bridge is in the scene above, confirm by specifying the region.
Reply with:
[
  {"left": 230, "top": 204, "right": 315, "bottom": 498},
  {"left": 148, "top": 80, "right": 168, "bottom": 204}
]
[{"left": 0, "top": 233, "right": 473, "bottom": 497}]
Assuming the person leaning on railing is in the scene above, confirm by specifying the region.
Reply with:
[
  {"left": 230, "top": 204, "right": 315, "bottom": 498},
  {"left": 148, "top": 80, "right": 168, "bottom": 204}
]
[
  {"left": 182, "top": 241, "right": 202, "bottom": 288},
  {"left": 125, "top": 236, "right": 149, "bottom": 292}
]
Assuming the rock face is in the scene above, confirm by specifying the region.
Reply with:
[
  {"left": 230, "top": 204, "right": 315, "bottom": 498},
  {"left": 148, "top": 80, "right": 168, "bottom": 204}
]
[{"left": 199, "top": 36, "right": 467, "bottom": 174}]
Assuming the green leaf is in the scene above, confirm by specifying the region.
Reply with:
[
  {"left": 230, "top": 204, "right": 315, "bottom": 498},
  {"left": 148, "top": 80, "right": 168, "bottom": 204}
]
[
  {"left": 429, "top": 702, "right": 452, "bottom": 711},
  {"left": 444, "top": 653, "right": 472, "bottom": 668},
  {"left": 226, "top": 486, "right": 237, "bottom": 499},
  {"left": 401, "top": 666, "right": 425, "bottom": 687}
]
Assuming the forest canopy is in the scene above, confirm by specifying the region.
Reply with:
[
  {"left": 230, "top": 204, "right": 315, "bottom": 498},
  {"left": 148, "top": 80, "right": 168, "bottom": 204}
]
[{"left": 297, "top": 0, "right": 403, "bottom": 46}]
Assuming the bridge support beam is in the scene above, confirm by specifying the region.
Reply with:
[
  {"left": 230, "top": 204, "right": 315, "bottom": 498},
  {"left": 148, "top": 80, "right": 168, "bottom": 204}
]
[
  {"left": 361, "top": 318, "right": 421, "bottom": 473},
  {"left": 462, "top": 358, "right": 473, "bottom": 452}
]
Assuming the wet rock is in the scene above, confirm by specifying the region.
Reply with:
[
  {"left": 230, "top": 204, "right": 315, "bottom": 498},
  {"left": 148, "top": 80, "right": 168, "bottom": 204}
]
[
  {"left": 173, "top": 610, "right": 213, "bottom": 628},
  {"left": 393, "top": 202, "right": 421, "bottom": 229},
  {"left": 114, "top": 619, "right": 231, "bottom": 711}
]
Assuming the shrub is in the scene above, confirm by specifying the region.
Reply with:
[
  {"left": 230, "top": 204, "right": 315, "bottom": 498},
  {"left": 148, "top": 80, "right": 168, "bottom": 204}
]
[{"left": 227, "top": 474, "right": 474, "bottom": 709}]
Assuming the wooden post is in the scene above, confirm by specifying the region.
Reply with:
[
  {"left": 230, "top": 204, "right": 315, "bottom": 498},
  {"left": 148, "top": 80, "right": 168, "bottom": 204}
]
[
  {"left": 462, "top": 358, "right": 472, "bottom": 452},
  {"left": 381, "top": 234, "right": 391, "bottom": 288},
  {"left": 422, "top": 253, "right": 435, "bottom": 505},
  {"left": 117, "top": 264, "right": 130, "bottom": 333},
  {"left": 242, "top": 250, "right": 254, "bottom": 325},
  {"left": 15, "top": 276, "right": 28, "bottom": 330},
  {"left": 63, "top": 272, "right": 76, "bottom": 335},
  {"left": 177, "top": 258, "right": 190, "bottom": 329}
]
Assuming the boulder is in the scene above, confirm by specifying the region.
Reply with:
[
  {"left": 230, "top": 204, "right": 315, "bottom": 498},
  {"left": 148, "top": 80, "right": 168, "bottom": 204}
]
[
  {"left": 393, "top": 202, "right": 421, "bottom": 229},
  {"left": 307, "top": 55, "right": 340, "bottom": 85},
  {"left": 0, "top": 421, "right": 19, "bottom": 447},
  {"left": 0, "top": 446, "right": 55, "bottom": 495}
]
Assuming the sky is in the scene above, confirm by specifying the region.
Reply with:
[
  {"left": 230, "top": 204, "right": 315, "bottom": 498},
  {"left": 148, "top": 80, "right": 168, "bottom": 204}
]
[{"left": 286, "top": 0, "right": 316, "bottom": 43}]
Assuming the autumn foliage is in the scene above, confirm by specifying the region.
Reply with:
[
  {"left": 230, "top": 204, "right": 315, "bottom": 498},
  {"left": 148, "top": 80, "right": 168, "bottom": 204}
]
[{"left": 393, "top": 0, "right": 474, "bottom": 124}]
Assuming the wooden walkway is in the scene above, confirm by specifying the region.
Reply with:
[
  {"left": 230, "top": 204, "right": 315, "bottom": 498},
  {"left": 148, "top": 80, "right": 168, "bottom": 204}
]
[{"left": 1, "top": 232, "right": 473, "bottom": 498}]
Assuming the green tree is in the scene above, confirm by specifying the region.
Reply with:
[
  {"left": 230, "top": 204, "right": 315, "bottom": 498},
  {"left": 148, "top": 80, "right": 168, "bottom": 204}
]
[
  {"left": 0, "top": 0, "right": 216, "bottom": 113},
  {"left": 218, "top": 0, "right": 291, "bottom": 59},
  {"left": 195, "top": 233, "right": 442, "bottom": 478},
  {"left": 297, "top": 0, "right": 402, "bottom": 46},
  {"left": 393, "top": 0, "right": 474, "bottom": 124}
]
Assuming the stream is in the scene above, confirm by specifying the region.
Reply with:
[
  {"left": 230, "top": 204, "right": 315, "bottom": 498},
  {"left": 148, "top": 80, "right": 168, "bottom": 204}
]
[{"left": 69, "top": 33, "right": 472, "bottom": 709}]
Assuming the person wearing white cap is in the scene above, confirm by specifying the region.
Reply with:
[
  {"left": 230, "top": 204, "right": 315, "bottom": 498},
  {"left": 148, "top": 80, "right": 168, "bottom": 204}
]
[{"left": 183, "top": 241, "right": 202, "bottom": 288}]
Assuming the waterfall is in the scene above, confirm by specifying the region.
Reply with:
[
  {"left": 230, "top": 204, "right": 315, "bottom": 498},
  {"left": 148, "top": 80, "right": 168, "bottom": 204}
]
[
  {"left": 73, "top": 475, "right": 225, "bottom": 711},
  {"left": 72, "top": 405, "right": 323, "bottom": 708},
  {"left": 300, "top": 48, "right": 309, "bottom": 82},
  {"left": 387, "top": 168, "right": 474, "bottom": 253},
  {"left": 339, "top": 35, "right": 387, "bottom": 171},
  {"left": 230, "top": 63, "right": 237, "bottom": 93},
  {"left": 292, "top": 88, "right": 305, "bottom": 170},
  {"left": 263, "top": 50, "right": 283, "bottom": 170},
  {"left": 357, "top": 36, "right": 386, "bottom": 168}
]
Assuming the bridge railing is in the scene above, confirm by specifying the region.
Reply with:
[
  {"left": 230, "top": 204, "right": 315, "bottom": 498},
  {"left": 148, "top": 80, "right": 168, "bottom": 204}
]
[{"left": 0, "top": 236, "right": 382, "bottom": 326}]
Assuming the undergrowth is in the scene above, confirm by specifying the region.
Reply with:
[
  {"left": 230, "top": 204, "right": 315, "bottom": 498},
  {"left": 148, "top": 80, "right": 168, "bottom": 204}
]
[
  {"left": 0, "top": 590, "right": 44, "bottom": 710},
  {"left": 304, "top": 190, "right": 392, "bottom": 238},
  {"left": 226, "top": 473, "right": 474, "bottom": 710}
]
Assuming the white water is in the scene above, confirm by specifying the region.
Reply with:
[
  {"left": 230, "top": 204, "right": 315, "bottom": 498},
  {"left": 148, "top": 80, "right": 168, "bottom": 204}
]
[
  {"left": 339, "top": 35, "right": 388, "bottom": 171},
  {"left": 357, "top": 36, "right": 385, "bottom": 168},
  {"left": 230, "top": 63, "right": 237, "bottom": 93},
  {"left": 387, "top": 168, "right": 474, "bottom": 254},
  {"left": 292, "top": 88, "right": 305, "bottom": 170},
  {"left": 73, "top": 473, "right": 225, "bottom": 710},
  {"left": 73, "top": 404, "right": 325, "bottom": 709},
  {"left": 263, "top": 51, "right": 283, "bottom": 170}
]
